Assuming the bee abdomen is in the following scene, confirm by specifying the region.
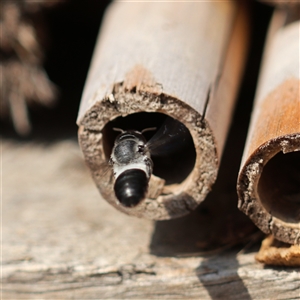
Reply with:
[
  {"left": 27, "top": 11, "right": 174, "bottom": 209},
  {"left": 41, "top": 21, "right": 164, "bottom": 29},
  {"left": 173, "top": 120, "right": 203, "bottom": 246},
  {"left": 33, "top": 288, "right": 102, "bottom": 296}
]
[{"left": 114, "top": 169, "right": 149, "bottom": 207}]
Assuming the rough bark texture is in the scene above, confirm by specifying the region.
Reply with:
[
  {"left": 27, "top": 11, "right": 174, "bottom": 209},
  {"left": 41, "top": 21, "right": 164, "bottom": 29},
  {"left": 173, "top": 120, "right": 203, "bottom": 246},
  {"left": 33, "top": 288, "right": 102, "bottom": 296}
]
[
  {"left": 237, "top": 11, "right": 300, "bottom": 244},
  {"left": 2, "top": 138, "right": 299, "bottom": 299},
  {"left": 77, "top": 1, "right": 248, "bottom": 219}
]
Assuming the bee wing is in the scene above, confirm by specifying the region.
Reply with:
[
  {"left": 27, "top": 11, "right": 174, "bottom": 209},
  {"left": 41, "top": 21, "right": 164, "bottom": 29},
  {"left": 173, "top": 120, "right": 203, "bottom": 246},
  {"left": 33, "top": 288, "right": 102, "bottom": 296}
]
[
  {"left": 99, "top": 160, "right": 114, "bottom": 183},
  {"left": 147, "top": 117, "right": 191, "bottom": 157}
]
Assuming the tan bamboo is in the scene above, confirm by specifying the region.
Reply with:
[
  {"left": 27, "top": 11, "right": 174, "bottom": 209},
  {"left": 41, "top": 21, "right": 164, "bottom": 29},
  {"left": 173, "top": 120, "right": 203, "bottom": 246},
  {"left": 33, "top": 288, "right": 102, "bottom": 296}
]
[
  {"left": 237, "top": 10, "right": 300, "bottom": 244},
  {"left": 77, "top": 1, "right": 248, "bottom": 219}
]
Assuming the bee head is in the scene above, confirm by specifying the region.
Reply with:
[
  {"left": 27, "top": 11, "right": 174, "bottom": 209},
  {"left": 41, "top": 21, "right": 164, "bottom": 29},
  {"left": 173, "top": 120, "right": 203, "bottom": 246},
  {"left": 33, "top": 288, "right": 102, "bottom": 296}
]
[{"left": 113, "top": 129, "right": 147, "bottom": 145}]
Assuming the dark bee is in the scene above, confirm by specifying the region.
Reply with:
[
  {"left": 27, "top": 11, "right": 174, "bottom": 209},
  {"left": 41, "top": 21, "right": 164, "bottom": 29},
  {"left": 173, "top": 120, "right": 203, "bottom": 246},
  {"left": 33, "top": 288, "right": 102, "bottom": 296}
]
[{"left": 110, "top": 116, "right": 190, "bottom": 207}]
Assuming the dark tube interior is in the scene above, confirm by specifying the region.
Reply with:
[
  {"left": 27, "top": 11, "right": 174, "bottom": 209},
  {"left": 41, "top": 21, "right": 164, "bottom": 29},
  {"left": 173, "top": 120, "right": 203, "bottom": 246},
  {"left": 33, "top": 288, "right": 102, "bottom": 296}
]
[
  {"left": 102, "top": 112, "right": 196, "bottom": 185},
  {"left": 257, "top": 151, "right": 300, "bottom": 224}
]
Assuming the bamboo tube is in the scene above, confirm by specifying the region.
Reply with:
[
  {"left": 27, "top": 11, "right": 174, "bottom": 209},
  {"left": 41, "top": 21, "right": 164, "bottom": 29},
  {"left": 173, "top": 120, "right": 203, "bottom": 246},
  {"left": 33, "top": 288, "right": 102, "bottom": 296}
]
[
  {"left": 77, "top": 1, "right": 248, "bottom": 219},
  {"left": 237, "top": 10, "right": 300, "bottom": 244}
]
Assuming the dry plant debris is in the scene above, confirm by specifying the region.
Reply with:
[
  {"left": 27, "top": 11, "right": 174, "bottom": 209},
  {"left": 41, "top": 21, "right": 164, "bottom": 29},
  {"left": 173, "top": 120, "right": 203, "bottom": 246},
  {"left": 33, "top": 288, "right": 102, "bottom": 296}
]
[
  {"left": 256, "top": 235, "right": 300, "bottom": 267},
  {"left": 0, "top": 0, "right": 60, "bottom": 135}
]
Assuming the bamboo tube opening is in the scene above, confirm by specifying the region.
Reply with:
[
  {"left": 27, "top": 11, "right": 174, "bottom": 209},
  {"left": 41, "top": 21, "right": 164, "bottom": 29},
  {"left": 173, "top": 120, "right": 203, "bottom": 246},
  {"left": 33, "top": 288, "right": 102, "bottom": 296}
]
[
  {"left": 257, "top": 151, "right": 300, "bottom": 224},
  {"left": 237, "top": 10, "right": 300, "bottom": 244},
  {"left": 77, "top": 1, "right": 249, "bottom": 219},
  {"left": 102, "top": 112, "right": 196, "bottom": 185}
]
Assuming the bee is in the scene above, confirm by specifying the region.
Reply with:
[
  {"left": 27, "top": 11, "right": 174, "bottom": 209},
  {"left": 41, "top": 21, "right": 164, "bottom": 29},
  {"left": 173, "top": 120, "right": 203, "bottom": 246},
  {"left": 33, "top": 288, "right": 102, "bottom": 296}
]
[{"left": 110, "top": 116, "right": 191, "bottom": 207}]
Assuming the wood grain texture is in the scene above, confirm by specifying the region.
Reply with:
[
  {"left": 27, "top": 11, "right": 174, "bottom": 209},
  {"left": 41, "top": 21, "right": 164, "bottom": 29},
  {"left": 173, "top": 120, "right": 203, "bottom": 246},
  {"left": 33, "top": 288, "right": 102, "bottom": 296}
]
[
  {"left": 237, "top": 11, "right": 300, "bottom": 244},
  {"left": 2, "top": 139, "right": 299, "bottom": 299},
  {"left": 77, "top": 1, "right": 248, "bottom": 219}
]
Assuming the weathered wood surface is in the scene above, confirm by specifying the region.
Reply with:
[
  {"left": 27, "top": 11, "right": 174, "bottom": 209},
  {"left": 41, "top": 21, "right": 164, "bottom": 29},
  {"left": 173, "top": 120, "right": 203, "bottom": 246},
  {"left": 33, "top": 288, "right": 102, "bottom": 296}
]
[
  {"left": 2, "top": 138, "right": 300, "bottom": 299},
  {"left": 77, "top": 1, "right": 248, "bottom": 220},
  {"left": 237, "top": 11, "right": 300, "bottom": 245}
]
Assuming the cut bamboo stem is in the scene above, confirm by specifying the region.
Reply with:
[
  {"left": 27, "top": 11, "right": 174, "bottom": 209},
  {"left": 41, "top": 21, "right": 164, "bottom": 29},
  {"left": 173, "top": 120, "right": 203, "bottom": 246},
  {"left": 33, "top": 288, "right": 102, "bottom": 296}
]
[
  {"left": 237, "top": 10, "right": 300, "bottom": 244},
  {"left": 77, "top": 1, "right": 248, "bottom": 219}
]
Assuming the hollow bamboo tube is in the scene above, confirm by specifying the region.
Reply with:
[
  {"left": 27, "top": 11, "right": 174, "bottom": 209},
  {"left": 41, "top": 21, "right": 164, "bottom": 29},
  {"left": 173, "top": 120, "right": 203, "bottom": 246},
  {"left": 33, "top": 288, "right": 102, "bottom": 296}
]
[
  {"left": 237, "top": 10, "right": 300, "bottom": 244},
  {"left": 77, "top": 1, "right": 248, "bottom": 219}
]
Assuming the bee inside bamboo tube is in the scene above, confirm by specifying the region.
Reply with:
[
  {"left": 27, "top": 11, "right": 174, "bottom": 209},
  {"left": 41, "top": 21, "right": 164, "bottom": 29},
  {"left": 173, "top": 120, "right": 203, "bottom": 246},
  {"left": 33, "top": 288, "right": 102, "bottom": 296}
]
[
  {"left": 78, "top": 1, "right": 249, "bottom": 219},
  {"left": 102, "top": 113, "right": 196, "bottom": 208}
]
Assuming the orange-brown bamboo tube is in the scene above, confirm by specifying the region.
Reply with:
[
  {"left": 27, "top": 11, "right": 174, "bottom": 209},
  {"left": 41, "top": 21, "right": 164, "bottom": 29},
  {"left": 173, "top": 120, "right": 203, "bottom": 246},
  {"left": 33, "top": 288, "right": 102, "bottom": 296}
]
[
  {"left": 77, "top": 1, "right": 248, "bottom": 219},
  {"left": 237, "top": 10, "right": 300, "bottom": 244}
]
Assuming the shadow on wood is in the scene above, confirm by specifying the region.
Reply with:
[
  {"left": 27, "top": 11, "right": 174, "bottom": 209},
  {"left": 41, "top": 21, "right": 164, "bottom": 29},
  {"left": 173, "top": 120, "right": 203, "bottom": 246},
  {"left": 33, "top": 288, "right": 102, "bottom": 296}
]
[{"left": 196, "top": 254, "right": 252, "bottom": 300}]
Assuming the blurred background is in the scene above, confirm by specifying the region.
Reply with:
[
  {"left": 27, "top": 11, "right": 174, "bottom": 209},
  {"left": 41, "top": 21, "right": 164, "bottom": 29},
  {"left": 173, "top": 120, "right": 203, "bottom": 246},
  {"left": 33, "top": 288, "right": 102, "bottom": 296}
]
[{"left": 1, "top": 0, "right": 110, "bottom": 138}]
